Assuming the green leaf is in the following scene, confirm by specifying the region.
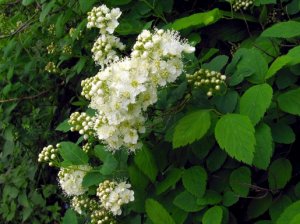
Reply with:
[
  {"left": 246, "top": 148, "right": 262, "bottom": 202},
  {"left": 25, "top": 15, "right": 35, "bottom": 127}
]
[
  {"left": 128, "top": 164, "right": 149, "bottom": 191},
  {"left": 278, "top": 88, "right": 300, "bottom": 116},
  {"left": 261, "top": 21, "right": 300, "bottom": 38},
  {"left": 268, "top": 158, "right": 292, "bottom": 190},
  {"left": 197, "top": 190, "right": 222, "bottom": 206},
  {"left": 230, "top": 167, "right": 251, "bottom": 197},
  {"left": 215, "top": 114, "right": 256, "bottom": 165},
  {"left": 173, "top": 110, "right": 211, "bottom": 148},
  {"left": 247, "top": 194, "right": 272, "bottom": 220},
  {"left": 82, "top": 172, "right": 104, "bottom": 188},
  {"left": 62, "top": 209, "right": 78, "bottom": 224},
  {"left": 145, "top": 199, "right": 176, "bottom": 224},
  {"left": 106, "top": 0, "right": 132, "bottom": 5},
  {"left": 182, "top": 166, "right": 207, "bottom": 198},
  {"left": 55, "top": 119, "right": 71, "bottom": 132},
  {"left": 206, "top": 148, "right": 227, "bottom": 172},
  {"left": 213, "top": 90, "right": 239, "bottom": 114},
  {"left": 40, "top": 1, "right": 56, "bottom": 22},
  {"left": 222, "top": 191, "right": 239, "bottom": 207},
  {"left": 267, "top": 46, "right": 300, "bottom": 79},
  {"left": 202, "top": 206, "right": 223, "bottom": 224},
  {"left": 173, "top": 191, "right": 205, "bottom": 212},
  {"left": 202, "top": 55, "right": 229, "bottom": 72},
  {"left": 22, "top": 0, "right": 34, "bottom": 6},
  {"left": 253, "top": 123, "right": 273, "bottom": 170},
  {"left": 277, "top": 200, "right": 300, "bottom": 224},
  {"left": 240, "top": 83, "right": 273, "bottom": 125},
  {"left": 156, "top": 168, "right": 182, "bottom": 195},
  {"left": 79, "top": 0, "right": 98, "bottom": 13},
  {"left": 171, "top": 9, "right": 222, "bottom": 30},
  {"left": 59, "top": 142, "right": 88, "bottom": 165},
  {"left": 269, "top": 195, "right": 292, "bottom": 222},
  {"left": 271, "top": 122, "right": 295, "bottom": 144},
  {"left": 134, "top": 145, "right": 158, "bottom": 182},
  {"left": 254, "top": 0, "right": 276, "bottom": 5}
]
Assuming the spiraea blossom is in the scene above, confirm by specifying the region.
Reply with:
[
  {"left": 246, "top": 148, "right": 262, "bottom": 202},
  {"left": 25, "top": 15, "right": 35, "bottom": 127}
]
[
  {"left": 58, "top": 165, "right": 91, "bottom": 196},
  {"left": 96, "top": 180, "right": 134, "bottom": 216},
  {"left": 92, "top": 34, "right": 125, "bottom": 67},
  {"left": 87, "top": 5, "right": 121, "bottom": 34}
]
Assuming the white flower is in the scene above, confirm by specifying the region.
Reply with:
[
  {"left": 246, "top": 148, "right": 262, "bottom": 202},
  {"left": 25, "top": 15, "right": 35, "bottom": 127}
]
[{"left": 58, "top": 165, "right": 91, "bottom": 196}]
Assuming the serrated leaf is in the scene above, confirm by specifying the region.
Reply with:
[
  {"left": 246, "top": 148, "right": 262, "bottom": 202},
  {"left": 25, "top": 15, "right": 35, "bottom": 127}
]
[
  {"left": 173, "top": 110, "right": 211, "bottom": 148},
  {"left": 268, "top": 158, "right": 292, "bottom": 190},
  {"left": 173, "top": 191, "right": 205, "bottom": 212},
  {"left": 171, "top": 9, "right": 221, "bottom": 30},
  {"left": 247, "top": 194, "right": 272, "bottom": 220},
  {"left": 59, "top": 142, "right": 88, "bottom": 165},
  {"left": 55, "top": 119, "right": 70, "bottom": 132},
  {"left": 230, "top": 166, "right": 251, "bottom": 197},
  {"left": 277, "top": 200, "right": 300, "bottom": 224},
  {"left": 156, "top": 168, "right": 182, "bottom": 195},
  {"left": 278, "top": 88, "right": 300, "bottom": 116},
  {"left": 145, "top": 199, "right": 175, "bottom": 224},
  {"left": 215, "top": 114, "right": 256, "bottom": 165},
  {"left": 240, "top": 84, "right": 273, "bottom": 125},
  {"left": 182, "top": 166, "right": 207, "bottom": 198},
  {"left": 253, "top": 123, "right": 273, "bottom": 170},
  {"left": 134, "top": 145, "right": 158, "bottom": 182},
  {"left": 261, "top": 21, "right": 300, "bottom": 38},
  {"left": 202, "top": 206, "right": 223, "bottom": 224}
]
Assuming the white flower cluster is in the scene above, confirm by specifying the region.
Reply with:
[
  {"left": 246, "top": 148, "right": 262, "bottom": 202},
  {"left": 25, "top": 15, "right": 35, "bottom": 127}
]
[
  {"left": 38, "top": 144, "right": 60, "bottom": 166},
  {"left": 87, "top": 5, "right": 121, "bottom": 34},
  {"left": 69, "top": 112, "right": 95, "bottom": 139},
  {"left": 80, "top": 28, "right": 194, "bottom": 152},
  {"left": 58, "top": 165, "right": 91, "bottom": 196},
  {"left": 232, "top": 0, "right": 253, "bottom": 11},
  {"left": 91, "top": 209, "right": 116, "bottom": 224},
  {"left": 96, "top": 180, "right": 134, "bottom": 216},
  {"left": 92, "top": 34, "right": 125, "bottom": 67},
  {"left": 186, "top": 69, "right": 226, "bottom": 97}
]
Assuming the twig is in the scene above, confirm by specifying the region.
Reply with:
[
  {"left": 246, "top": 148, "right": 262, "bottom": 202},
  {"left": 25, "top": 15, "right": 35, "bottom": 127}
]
[{"left": 0, "top": 90, "right": 49, "bottom": 103}]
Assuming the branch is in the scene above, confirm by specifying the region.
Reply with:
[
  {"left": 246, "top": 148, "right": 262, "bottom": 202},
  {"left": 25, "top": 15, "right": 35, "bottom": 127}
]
[{"left": 0, "top": 90, "right": 49, "bottom": 103}]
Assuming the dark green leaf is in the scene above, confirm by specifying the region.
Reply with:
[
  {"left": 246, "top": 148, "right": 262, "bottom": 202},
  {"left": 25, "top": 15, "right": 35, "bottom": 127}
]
[
  {"left": 277, "top": 200, "right": 300, "bottom": 224},
  {"left": 173, "top": 191, "right": 205, "bottom": 212},
  {"left": 278, "top": 88, "right": 300, "bottom": 116},
  {"left": 230, "top": 166, "right": 251, "bottom": 197},
  {"left": 145, "top": 199, "right": 176, "bottom": 224},
  {"left": 247, "top": 194, "right": 272, "bottom": 220},
  {"left": 202, "top": 206, "right": 223, "bottom": 224},
  {"left": 182, "top": 166, "right": 207, "bottom": 198},
  {"left": 268, "top": 158, "right": 292, "bottom": 190},
  {"left": 156, "top": 168, "right": 182, "bottom": 195}
]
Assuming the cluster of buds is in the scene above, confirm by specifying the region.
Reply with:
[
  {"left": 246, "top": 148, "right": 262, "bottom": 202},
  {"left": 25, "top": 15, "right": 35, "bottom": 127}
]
[
  {"left": 186, "top": 69, "right": 226, "bottom": 97},
  {"left": 232, "top": 0, "right": 253, "bottom": 11},
  {"left": 38, "top": 144, "right": 60, "bottom": 166},
  {"left": 69, "top": 112, "right": 95, "bottom": 139},
  {"left": 69, "top": 27, "right": 82, "bottom": 40},
  {"left": 81, "top": 76, "right": 101, "bottom": 100},
  {"left": 47, "top": 42, "right": 56, "bottom": 54},
  {"left": 45, "top": 62, "right": 58, "bottom": 73},
  {"left": 267, "top": 9, "right": 286, "bottom": 24},
  {"left": 62, "top": 45, "right": 72, "bottom": 54},
  {"left": 71, "top": 195, "right": 99, "bottom": 215},
  {"left": 90, "top": 209, "right": 116, "bottom": 224},
  {"left": 230, "top": 43, "right": 240, "bottom": 56},
  {"left": 87, "top": 5, "right": 121, "bottom": 34},
  {"left": 91, "top": 34, "right": 125, "bottom": 67},
  {"left": 48, "top": 24, "right": 55, "bottom": 35},
  {"left": 96, "top": 180, "right": 134, "bottom": 216},
  {"left": 82, "top": 142, "right": 92, "bottom": 153}
]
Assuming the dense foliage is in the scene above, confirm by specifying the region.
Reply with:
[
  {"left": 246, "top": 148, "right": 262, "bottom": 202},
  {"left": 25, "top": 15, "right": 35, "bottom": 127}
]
[{"left": 1, "top": 0, "right": 300, "bottom": 223}]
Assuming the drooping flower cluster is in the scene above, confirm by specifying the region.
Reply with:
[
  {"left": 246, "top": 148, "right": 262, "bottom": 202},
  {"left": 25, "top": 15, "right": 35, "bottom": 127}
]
[
  {"left": 38, "top": 144, "right": 60, "bottom": 166},
  {"left": 69, "top": 112, "right": 95, "bottom": 139},
  {"left": 80, "top": 28, "right": 194, "bottom": 152},
  {"left": 186, "top": 69, "right": 226, "bottom": 96},
  {"left": 96, "top": 180, "right": 134, "bottom": 216},
  {"left": 87, "top": 5, "right": 121, "bottom": 34},
  {"left": 58, "top": 165, "right": 91, "bottom": 196},
  {"left": 232, "top": 0, "right": 253, "bottom": 11},
  {"left": 92, "top": 34, "right": 125, "bottom": 67}
]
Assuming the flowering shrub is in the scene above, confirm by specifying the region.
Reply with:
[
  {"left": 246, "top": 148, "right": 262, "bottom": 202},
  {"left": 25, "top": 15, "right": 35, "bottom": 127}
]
[{"left": 2, "top": 0, "right": 300, "bottom": 223}]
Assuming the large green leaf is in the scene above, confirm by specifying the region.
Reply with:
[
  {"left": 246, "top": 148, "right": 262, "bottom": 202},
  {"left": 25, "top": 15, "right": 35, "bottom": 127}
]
[
  {"left": 94, "top": 145, "right": 118, "bottom": 175},
  {"left": 62, "top": 209, "right": 78, "bottom": 224},
  {"left": 173, "top": 110, "right": 211, "bottom": 148},
  {"left": 230, "top": 167, "right": 251, "bottom": 197},
  {"left": 277, "top": 200, "right": 300, "bottom": 224},
  {"left": 79, "top": 0, "right": 98, "bottom": 13},
  {"left": 247, "top": 194, "right": 272, "bottom": 220},
  {"left": 268, "top": 158, "right": 292, "bottom": 190},
  {"left": 269, "top": 195, "right": 292, "bottom": 222},
  {"left": 202, "top": 206, "right": 223, "bottom": 224},
  {"left": 215, "top": 114, "right": 256, "bottom": 165},
  {"left": 59, "top": 142, "right": 88, "bottom": 165},
  {"left": 182, "top": 166, "right": 207, "bottom": 198},
  {"left": 156, "top": 168, "right": 182, "bottom": 195},
  {"left": 271, "top": 122, "right": 295, "bottom": 144},
  {"left": 173, "top": 191, "right": 205, "bottom": 212},
  {"left": 171, "top": 9, "right": 221, "bottom": 30},
  {"left": 240, "top": 83, "right": 273, "bottom": 125},
  {"left": 261, "top": 21, "right": 300, "bottom": 38},
  {"left": 145, "top": 199, "right": 175, "bottom": 224},
  {"left": 134, "top": 145, "right": 158, "bottom": 182},
  {"left": 253, "top": 123, "right": 273, "bottom": 170},
  {"left": 278, "top": 88, "right": 300, "bottom": 116},
  {"left": 267, "top": 46, "right": 300, "bottom": 79}
]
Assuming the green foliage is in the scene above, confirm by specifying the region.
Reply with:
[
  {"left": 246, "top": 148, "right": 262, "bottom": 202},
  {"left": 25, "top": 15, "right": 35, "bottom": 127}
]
[
  {"left": 59, "top": 141, "right": 89, "bottom": 165},
  {"left": 145, "top": 199, "right": 176, "bottom": 224},
  {"left": 182, "top": 166, "right": 207, "bottom": 198},
  {"left": 202, "top": 206, "right": 223, "bottom": 224},
  {"left": 278, "top": 88, "right": 300, "bottom": 116},
  {"left": 261, "top": 21, "right": 300, "bottom": 38},
  {"left": 268, "top": 158, "right": 292, "bottom": 190}
]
